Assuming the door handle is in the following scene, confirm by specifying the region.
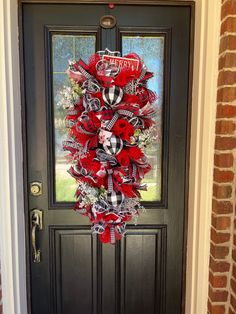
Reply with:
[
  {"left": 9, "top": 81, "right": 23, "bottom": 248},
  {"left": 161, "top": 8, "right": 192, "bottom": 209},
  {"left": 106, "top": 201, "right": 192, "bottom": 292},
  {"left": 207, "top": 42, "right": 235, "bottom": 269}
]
[{"left": 31, "top": 209, "right": 43, "bottom": 263}]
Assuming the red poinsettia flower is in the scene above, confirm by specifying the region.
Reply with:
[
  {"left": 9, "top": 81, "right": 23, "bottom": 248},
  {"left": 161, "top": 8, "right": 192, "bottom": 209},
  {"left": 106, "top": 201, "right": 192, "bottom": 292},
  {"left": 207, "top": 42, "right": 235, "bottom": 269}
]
[
  {"left": 112, "top": 119, "right": 135, "bottom": 141},
  {"left": 116, "top": 150, "right": 130, "bottom": 167}
]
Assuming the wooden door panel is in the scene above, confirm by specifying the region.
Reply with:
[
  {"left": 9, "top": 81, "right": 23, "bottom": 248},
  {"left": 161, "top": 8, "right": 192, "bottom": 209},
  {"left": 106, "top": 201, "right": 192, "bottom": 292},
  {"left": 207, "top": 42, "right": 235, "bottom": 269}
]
[
  {"left": 49, "top": 227, "right": 166, "bottom": 314},
  {"left": 120, "top": 227, "right": 166, "bottom": 314},
  {"left": 22, "top": 3, "right": 194, "bottom": 314},
  {"left": 52, "top": 228, "right": 97, "bottom": 314}
]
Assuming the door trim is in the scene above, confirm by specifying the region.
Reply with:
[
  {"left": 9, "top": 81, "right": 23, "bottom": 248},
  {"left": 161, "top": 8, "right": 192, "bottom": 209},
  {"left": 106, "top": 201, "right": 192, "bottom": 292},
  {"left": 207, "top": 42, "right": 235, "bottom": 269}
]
[{"left": 0, "top": 0, "right": 220, "bottom": 314}]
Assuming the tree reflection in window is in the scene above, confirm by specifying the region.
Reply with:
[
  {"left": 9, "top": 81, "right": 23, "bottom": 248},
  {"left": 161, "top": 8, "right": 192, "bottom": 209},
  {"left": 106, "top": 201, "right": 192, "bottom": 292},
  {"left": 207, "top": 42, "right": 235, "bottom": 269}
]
[
  {"left": 53, "top": 34, "right": 96, "bottom": 202},
  {"left": 122, "top": 35, "right": 164, "bottom": 201}
]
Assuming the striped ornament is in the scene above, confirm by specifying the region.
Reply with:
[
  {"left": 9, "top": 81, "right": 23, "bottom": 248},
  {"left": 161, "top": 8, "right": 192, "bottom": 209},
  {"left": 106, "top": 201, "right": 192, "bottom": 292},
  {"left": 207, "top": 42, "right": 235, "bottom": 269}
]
[
  {"left": 102, "top": 86, "right": 123, "bottom": 107},
  {"left": 103, "top": 135, "right": 123, "bottom": 155}
]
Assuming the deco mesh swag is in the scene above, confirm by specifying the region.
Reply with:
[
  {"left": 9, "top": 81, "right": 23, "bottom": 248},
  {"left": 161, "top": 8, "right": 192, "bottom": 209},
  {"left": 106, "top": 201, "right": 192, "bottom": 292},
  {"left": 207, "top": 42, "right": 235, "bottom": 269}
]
[{"left": 62, "top": 49, "right": 157, "bottom": 244}]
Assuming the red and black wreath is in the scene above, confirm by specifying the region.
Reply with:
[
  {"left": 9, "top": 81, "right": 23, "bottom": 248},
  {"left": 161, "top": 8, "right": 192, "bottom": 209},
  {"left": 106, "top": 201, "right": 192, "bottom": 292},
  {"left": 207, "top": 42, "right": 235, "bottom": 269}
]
[{"left": 62, "top": 48, "right": 157, "bottom": 244}]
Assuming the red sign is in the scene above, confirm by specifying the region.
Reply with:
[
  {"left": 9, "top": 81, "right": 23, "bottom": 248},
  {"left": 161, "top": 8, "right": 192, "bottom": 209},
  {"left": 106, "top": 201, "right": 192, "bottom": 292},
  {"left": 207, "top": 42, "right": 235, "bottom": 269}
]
[{"left": 103, "top": 55, "right": 139, "bottom": 71}]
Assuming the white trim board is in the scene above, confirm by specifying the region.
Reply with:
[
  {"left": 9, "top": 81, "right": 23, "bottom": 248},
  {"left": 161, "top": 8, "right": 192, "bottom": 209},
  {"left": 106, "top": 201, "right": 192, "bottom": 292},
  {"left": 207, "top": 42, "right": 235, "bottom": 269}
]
[
  {"left": 186, "top": 0, "right": 221, "bottom": 313},
  {"left": 0, "top": 0, "right": 27, "bottom": 313},
  {"left": 0, "top": 1, "right": 221, "bottom": 313}
]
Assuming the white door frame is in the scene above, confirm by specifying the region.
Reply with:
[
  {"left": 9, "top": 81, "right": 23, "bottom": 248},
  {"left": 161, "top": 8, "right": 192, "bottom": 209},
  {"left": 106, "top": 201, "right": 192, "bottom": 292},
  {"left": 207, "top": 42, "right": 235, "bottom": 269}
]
[{"left": 0, "top": 0, "right": 221, "bottom": 313}]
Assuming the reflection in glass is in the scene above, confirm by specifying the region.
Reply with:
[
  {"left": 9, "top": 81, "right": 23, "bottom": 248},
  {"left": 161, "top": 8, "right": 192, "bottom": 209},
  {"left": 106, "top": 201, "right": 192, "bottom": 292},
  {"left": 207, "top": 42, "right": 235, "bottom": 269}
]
[
  {"left": 53, "top": 35, "right": 96, "bottom": 202},
  {"left": 122, "top": 36, "right": 164, "bottom": 201}
]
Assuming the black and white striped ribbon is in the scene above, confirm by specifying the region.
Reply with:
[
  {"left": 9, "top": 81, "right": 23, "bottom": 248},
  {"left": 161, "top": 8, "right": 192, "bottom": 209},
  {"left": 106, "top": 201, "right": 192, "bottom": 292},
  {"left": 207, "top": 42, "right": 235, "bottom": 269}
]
[
  {"left": 97, "top": 48, "right": 121, "bottom": 57},
  {"left": 110, "top": 225, "right": 116, "bottom": 244},
  {"left": 116, "top": 222, "right": 126, "bottom": 235},
  {"left": 106, "top": 113, "right": 119, "bottom": 130},
  {"left": 63, "top": 140, "right": 81, "bottom": 150},
  {"left": 118, "top": 109, "right": 134, "bottom": 118},
  {"left": 129, "top": 116, "right": 145, "bottom": 128},
  {"left": 77, "top": 64, "right": 93, "bottom": 79},
  {"left": 82, "top": 79, "right": 101, "bottom": 93},
  {"left": 132, "top": 164, "right": 137, "bottom": 178},
  {"left": 139, "top": 64, "right": 147, "bottom": 81},
  {"left": 83, "top": 94, "right": 100, "bottom": 112},
  {"left": 106, "top": 109, "right": 134, "bottom": 131},
  {"left": 92, "top": 223, "right": 106, "bottom": 234},
  {"left": 95, "top": 149, "right": 117, "bottom": 165},
  {"left": 107, "top": 169, "right": 113, "bottom": 193},
  {"left": 77, "top": 125, "right": 96, "bottom": 135}
]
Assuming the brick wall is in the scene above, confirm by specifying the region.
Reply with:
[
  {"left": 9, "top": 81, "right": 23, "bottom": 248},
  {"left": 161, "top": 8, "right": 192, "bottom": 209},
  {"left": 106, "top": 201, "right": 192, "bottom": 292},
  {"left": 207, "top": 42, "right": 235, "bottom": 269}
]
[{"left": 208, "top": 0, "right": 236, "bottom": 313}]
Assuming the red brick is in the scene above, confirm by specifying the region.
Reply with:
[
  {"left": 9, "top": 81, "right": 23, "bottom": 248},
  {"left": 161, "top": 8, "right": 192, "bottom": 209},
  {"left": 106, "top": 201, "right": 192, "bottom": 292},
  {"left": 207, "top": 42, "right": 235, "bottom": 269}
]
[
  {"left": 218, "top": 71, "right": 236, "bottom": 86},
  {"left": 209, "top": 286, "right": 228, "bottom": 302},
  {"left": 213, "top": 184, "right": 232, "bottom": 199},
  {"left": 212, "top": 200, "right": 233, "bottom": 215},
  {"left": 209, "top": 272, "right": 227, "bottom": 288},
  {"left": 217, "top": 105, "right": 236, "bottom": 118},
  {"left": 221, "top": 0, "right": 236, "bottom": 20},
  {"left": 215, "top": 120, "right": 236, "bottom": 135},
  {"left": 219, "top": 53, "right": 236, "bottom": 70},
  {"left": 231, "top": 294, "right": 236, "bottom": 311},
  {"left": 210, "top": 243, "right": 229, "bottom": 259},
  {"left": 211, "top": 228, "right": 230, "bottom": 244},
  {"left": 221, "top": 16, "right": 236, "bottom": 34},
  {"left": 210, "top": 257, "right": 230, "bottom": 272},
  {"left": 220, "top": 35, "right": 236, "bottom": 53},
  {"left": 214, "top": 153, "right": 234, "bottom": 167},
  {"left": 208, "top": 301, "right": 225, "bottom": 314},
  {"left": 215, "top": 136, "right": 236, "bottom": 150},
  {"left": 214, "top": 168, "right": 234, "bottom": 182},
  {"left": 212, "top": 215, "right": 231, "bottom": 230},
  {"left": 217, "top": 87, "right": 236, "bottom": 102}
]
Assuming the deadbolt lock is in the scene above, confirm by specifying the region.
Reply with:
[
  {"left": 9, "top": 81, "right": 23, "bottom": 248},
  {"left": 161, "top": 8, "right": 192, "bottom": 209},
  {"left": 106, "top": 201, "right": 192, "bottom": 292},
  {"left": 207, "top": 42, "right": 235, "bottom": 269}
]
[{"left": 30, "top": 182, "right": 42, "bottom": 196}]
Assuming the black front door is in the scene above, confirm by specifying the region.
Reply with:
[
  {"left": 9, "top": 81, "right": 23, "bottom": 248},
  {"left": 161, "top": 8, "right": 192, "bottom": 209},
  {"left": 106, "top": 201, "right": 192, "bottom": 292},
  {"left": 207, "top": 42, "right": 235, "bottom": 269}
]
[{"left": 21, "top": 2, "right": 193, "bottom": 314}]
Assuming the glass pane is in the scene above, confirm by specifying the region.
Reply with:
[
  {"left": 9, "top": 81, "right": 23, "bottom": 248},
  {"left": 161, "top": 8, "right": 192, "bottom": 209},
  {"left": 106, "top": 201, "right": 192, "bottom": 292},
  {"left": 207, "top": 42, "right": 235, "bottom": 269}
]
[
  {"left": 53, "top": 34, "right": 96, "bottom": 202},
  {"left": 122, "top": 35, "right": 164, "bottom": 202}
]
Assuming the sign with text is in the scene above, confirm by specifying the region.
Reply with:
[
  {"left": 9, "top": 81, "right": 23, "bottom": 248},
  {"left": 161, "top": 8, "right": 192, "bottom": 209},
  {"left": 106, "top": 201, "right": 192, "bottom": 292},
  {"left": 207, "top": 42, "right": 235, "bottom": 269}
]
[{"left": 103, "top": 55, "right": 139, "bottom": 71}]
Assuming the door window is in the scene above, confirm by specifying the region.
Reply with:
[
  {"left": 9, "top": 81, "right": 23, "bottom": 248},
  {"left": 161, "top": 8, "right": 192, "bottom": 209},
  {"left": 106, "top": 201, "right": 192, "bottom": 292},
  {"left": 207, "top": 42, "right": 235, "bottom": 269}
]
[
  {"left": 53, "top": 34, "right": 164, "bottom": 203},
  {"left": 52, "top": 34, "right": 96, "bottom": 202}
]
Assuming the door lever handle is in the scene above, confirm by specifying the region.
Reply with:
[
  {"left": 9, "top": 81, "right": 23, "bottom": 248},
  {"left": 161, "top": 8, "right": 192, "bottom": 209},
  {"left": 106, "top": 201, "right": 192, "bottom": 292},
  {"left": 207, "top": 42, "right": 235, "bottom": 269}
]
[{"left": 31, "top": 209, "right": 43, "bottom": 263}]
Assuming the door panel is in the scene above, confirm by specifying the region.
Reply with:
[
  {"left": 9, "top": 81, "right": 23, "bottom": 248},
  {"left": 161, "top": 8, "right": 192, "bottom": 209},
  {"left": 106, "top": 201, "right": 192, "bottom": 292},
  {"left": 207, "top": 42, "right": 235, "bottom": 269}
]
[{"left": 22, "top": 3, "right": 193, "bottom": 314}]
